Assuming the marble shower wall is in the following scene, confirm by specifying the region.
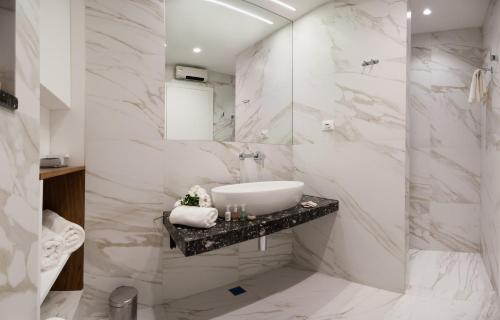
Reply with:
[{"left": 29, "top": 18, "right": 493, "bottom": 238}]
[
  {"left": 165, "top": 65, "right": 235, "bottom": 142},
  {"left": 0, "top": 0, "right": 40, "bottom": 318},
  {"left": 162, "top": 141, "right": 293, "bottom": 301},
  {"left": 409, "top": 29, "right": 483, "bottom": 252},
  {"left": 292, "top": 0, "right": 408, "bottom": 293},
  {"left": 481, "top": 0, "right": 500, "bottom": 293},
  {"left": 80, "top": 0, "right": 167, "bottom": 318},
  {"left": 235, "top": 24, "right": 293, "bottom": 145}
]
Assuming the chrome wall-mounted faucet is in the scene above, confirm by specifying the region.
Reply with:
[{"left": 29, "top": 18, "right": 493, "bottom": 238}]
[{"left": 239, "top": 151, "right": 265, "bottom": 161}]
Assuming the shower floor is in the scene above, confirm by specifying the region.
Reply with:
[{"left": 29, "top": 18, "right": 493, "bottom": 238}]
[{"left": 44, "top": 250, "right": 498, "bottom": 319}]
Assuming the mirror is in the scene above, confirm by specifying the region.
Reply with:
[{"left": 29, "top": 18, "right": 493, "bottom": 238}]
[
  {"left": 0, "top": 0, "right": 15, "bottom": 96},
  {"left": 165, "top": 0, "right": 293, "bottom": 144}
]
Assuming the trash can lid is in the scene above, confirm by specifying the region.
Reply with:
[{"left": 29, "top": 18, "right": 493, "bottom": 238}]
[{"left": 109, "top": 286, "right": 138, "bottom": 307}]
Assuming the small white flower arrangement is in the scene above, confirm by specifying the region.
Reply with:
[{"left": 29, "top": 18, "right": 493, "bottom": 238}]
[{"left": 175, "top": 185, "right": 212, "bottom": 208}]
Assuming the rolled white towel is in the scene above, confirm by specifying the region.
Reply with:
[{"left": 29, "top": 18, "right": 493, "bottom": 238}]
[
  {"left": 43, "top": 210, "right": 85, "bottom": 254},
  {"left": 41, "top": 227, "right": 64, "bottom": 272},
  {"left": 169, "top": 206, "right": 218, "bottom": 228}
]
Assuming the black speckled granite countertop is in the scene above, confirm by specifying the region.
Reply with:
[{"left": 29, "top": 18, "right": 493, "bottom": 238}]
[{"left": 163, "top": 195, "right": 339, "bottom": 257}]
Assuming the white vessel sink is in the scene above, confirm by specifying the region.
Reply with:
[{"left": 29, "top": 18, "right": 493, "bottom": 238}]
[{"left": 212, "top": 181, "right": 304, "bottom": 216}]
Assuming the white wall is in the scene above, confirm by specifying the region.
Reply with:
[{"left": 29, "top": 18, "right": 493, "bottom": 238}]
[
  {"left": 409, "top": 29, "right": 483, "bottom": 252},
  {"left": 292, "top": 0, "right": 408, "bottom": 293},
  {"left": 49, "top": 0, "right": 86, "bottom": 166},
  {"left": 40, "top": 0, "right": 71, "bottom": 107}
]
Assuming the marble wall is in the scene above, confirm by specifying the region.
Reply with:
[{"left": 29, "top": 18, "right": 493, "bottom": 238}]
[
  {"left": 481, "top": 0, "right": 500, "bottom": 293},
  {"left": 165, "top": 65, "right": 235, "bottom": 142},
  {"left": 0, "top": 0, "right": 40, "bottom": 319},
  {"left": 162, "top": 141, "right": 293, "bottom": 301},
  {"left": 409, "top": 29, "right": 483, "bottom": 252},
  {"left": 79, "top": 0, "right": 166, "bottom": 318},
  {"left": 291, "top": 0, "right": 408, "bottom": 293},
  {"left": 82, "top": 1, "right": 295, "bottom": 317},
  {"left": 235, "top": 24, "right": 293, "bottom": 145}
]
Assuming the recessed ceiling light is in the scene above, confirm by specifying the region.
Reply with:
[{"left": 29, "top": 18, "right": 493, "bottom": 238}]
[
  {"left": 193, "top": 47, "right": 202, "bottom": 53},
  {"left": 204, "top": 0, "right": 274, "bottom": 25},
  {"left": 269, "top": 0, "right": 296, "bottom": 12},
  {"left": 423, "top": 8, "right": 432, "bottom": 15},
  {"left": 406, "top": 11, "right": 412, "bottom": 19}
]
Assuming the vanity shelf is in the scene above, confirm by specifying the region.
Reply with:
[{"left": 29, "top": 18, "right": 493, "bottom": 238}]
[
  {"left": 40, "top": 166, "right": 85, "bottom": 305},
  {"left": 163, "top": 195, "right": 339, "bottom": 257}
]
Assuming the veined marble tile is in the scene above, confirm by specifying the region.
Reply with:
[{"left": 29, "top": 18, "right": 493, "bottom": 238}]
[
  {"left": 407, "top": 250, "right": 493, "bottom": 301},
  {"left": 293, "top": 0, "right": 407, "bottom": 145},
  {"left": 238, "top": 230, "right": 293, "bottom": 280},
  {"left": 163, "top": 141, "right": 240, "bottom": 208},
  {"left": 430, "top": 147, "right": 480, "bottom": 204},
  {"left": 163, "top": 240, "right": 239, "bottom": 302},
  {"left": 0, "top": 0, "right": 40, "bottom": 318},
  {"left": 481, "top": 0, "right": 500, "bottom": 295},
  {"left": 235, "top": 25, "right": 293, "bottom": 145},
  {"left": 386, "top": 294, "right": 497, "bottom": 320},
  {"left": 41, "top": 290, "right": 83, "bottom": 320},
  {"left": 293, "top": 141, "right": 406, "bottom": 293},
  {"left": 86, "top": 0, "right": 165, "bottom": 142},
  {"left": 84, "top": 139, "right": 166, "bottom": 311},
  {"left": 238, "top": 143, "right": 293, "bottom": 183}
]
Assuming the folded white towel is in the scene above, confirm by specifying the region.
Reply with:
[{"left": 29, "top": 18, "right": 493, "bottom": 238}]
[
  {"left": 41, "top": 227, "right": 64, "bottom": 272},
  {"left": 43, "top": 210, "right": 85, "bottom": 254},
  {"left": 469, "top": 69, "right": 487, "bottom": 103},
  {"left": 169, "top": 206, "right": 218, "bottom": 228}
]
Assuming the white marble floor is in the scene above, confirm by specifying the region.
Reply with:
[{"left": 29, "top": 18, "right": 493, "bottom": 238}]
[{"left": 43, "top": 250, "right": 499, "bottom": 320}]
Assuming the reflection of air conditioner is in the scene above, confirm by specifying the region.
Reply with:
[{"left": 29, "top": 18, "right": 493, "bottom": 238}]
[{"left": 175, "top": 66, "right": 208, "bottom": 82}]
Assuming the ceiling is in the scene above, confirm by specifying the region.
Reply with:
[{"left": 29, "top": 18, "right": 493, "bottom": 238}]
[
  {"left": 165, "top": 0, "right": 330, "bottom": 75},
  {"left": 165, "top": 0, "right": 291, "bottom": 75},
  {"left": 244, "top": 0, "right": 331, "bottom": 20},
  {"left": 411, "top": 0, "right": 492, "bottom": 34}
]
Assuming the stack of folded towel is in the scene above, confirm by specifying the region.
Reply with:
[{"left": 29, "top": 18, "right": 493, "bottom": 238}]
[
  {"left": 169, "top": 206, "right": 218, "bottom": 229},
  {"left": 41, "top": 210, "right": 85, "bottom": 272}
]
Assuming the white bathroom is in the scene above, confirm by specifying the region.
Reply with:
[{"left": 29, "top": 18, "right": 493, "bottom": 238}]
[{"left": 1, "top": 0, "right": 500, "bottom": 319}]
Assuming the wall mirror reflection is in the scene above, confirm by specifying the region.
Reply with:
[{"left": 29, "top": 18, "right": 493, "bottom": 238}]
[{"left": 165, "top": 0, "right": 293, "bottom": 144}]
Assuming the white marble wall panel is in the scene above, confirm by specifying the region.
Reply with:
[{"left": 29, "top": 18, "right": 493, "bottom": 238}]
[
  {"left": 292, "top": 0, "right": 408, "bottom": 293},
  {"left": 0, "top": 0, "right": 40, "bottom": 318},
  {"left": 481, "top": 0, "right": 500, "bottom": 295},
  {"left": 162, "top": 141, "right": 293, "bottom": 301},
  {"left": 409, "top": 29, "right": 483, "bottom": 252},
  {"left": 82, "top": 0, "right": 166, "bottom": 317},
  {"left": 165, "top": 65, "right": 235, "bottom": 142},
  {"left": 235, "top": 25, "right": 293, "bottom": 145}
]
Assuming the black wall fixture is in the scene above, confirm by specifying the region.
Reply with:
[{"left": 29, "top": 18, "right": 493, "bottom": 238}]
[{"left": 0, "top": 0, "right": 17, "bottom": 111}]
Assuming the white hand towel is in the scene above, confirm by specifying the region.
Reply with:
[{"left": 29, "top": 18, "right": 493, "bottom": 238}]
[
  {"left": 43, "top": 210, "right": 85, "bottom": 254},
  {"left": 169, "top": 206, "right": 218, "bottom": 228},
  {"left": 469, "top": 69, "right": 487, "bottom": 103},
  {"left": 41, "top": 227, "right": 64, "bottom": 271}
]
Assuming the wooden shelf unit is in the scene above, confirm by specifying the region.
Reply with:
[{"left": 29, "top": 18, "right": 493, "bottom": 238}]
[{"left": 40, "top": 166, "right": 85, "bottom": 301}]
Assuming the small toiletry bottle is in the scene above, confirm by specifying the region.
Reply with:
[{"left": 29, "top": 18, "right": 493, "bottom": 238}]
[
  {"left": 225, "top": 205, "right": 231, "bottom": 222},
  {"left": 240, "top": 204, "right": 247, "bottom": 221},
  {"left": 232, "top": 205, "right": 239, "bottom": 221}
]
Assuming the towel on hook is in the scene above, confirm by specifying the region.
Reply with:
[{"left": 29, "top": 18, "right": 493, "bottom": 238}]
[
  {"left": 169, "top": 206, "right": 218, "bottom": 228},
  {"left": 469, "top": 69, "right": 487, "bottom": 103},
  {"left": 43, "top": 210, "right": 85, "bottom": 254},
  {"left": 41, "top": 227, "right": 64, "bottom": 271}
]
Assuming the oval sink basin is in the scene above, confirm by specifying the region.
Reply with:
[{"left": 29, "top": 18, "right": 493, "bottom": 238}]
[{"left": 212, "top": 181, "right": 304, "bottom": 216}]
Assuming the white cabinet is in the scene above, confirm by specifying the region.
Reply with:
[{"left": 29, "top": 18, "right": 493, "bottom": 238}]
[{"left": 40, "top": 0, "right": 71, "bottom": 110}]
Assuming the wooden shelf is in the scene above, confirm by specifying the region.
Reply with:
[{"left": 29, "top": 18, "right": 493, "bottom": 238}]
[
  {"left": 40, "top": 165, "right": 85, "bottom": 302},
  {"left": 40, "top": 166, "right": 85, "bottom": 180},
  {"left": 39, "top": 253, "right": 71, "bottom": 305}
]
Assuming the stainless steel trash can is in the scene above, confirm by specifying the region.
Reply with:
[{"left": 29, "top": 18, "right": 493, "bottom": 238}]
[{"left": 109, "top": 286, "right": 138, "bottom": 320}]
